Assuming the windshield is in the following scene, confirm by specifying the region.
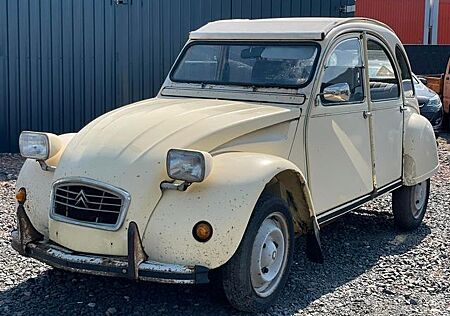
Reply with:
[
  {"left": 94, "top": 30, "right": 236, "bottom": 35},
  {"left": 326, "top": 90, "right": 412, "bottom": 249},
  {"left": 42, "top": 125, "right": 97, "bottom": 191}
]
[{"left": 171, "top": 42, "right": 319, "bottom": 88}]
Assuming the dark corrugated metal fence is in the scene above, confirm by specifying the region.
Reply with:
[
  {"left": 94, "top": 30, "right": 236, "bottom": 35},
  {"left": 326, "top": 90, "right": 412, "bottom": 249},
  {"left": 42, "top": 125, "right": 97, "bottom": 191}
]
[
  {"left": 0, "top": 0, "right": 354, "bottom": 152},
  {"left": 404, "top": 45, "right": 450, "bottom": 75}
]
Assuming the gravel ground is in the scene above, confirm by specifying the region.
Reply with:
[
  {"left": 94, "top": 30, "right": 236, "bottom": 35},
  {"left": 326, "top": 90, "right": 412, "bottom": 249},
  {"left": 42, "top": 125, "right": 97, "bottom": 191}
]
[{"left": 0, "top": 136, "right": 449, "bottom": 316}]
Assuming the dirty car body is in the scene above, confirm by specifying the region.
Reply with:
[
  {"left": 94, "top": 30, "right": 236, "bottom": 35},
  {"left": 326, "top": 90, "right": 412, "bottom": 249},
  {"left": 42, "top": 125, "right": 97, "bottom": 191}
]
[{"left": 11, "top": 18, "right": 439, "bottom": 311}]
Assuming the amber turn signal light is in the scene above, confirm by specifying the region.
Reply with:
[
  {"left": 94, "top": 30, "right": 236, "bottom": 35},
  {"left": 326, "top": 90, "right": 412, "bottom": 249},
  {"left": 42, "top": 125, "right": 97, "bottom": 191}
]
[
  {"left": 193, "top": 221, "right": 213, "bottom": 242},
  {"left": 16, "top": 188, "right": 27, "bottom": 204}
]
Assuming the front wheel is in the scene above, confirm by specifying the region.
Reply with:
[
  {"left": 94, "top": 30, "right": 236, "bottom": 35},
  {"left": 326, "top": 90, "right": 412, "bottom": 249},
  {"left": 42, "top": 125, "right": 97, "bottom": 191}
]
[
  {"left": 221, "top": 194, "right": 294, "bottom": 312},
  {"left": 392, "top": 179, "right": 430, "bottom": 231}
]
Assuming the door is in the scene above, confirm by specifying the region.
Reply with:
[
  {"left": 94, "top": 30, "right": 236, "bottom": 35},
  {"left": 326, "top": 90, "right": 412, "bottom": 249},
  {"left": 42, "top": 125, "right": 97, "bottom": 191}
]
[
  {"left": 307, "top": 35, "right": 373, "bottom": 214},
  {"left": 365, "top": 37, "right": 403, "bottom": 188}
]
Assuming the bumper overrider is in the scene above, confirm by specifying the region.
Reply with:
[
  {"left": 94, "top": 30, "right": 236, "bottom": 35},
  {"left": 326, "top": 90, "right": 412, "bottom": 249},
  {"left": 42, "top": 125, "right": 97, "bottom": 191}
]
[{"left": 11, "top": 204, "right": 209, "bottom": 284}]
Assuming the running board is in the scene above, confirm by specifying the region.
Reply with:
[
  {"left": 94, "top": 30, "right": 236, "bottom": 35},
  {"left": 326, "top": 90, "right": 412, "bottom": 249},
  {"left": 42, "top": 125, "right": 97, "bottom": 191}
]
[{"left": 316, "top": 180, "right": 402, "bottom": 227}]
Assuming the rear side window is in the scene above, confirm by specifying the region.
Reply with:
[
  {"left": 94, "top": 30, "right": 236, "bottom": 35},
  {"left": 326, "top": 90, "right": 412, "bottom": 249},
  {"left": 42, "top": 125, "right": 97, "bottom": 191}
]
[
  {"left": 395, "top": 46, "right": 415, "bottom": 98},
  {"left": 367, "top": 40, "right": 400, "bottom": 101},
  {"left": 320, "top": 38, "right": 365, "bottom": 105}
]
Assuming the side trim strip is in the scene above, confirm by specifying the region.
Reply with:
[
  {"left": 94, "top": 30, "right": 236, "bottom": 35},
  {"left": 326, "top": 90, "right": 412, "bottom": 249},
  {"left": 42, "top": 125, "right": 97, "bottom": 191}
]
[{"left": 317, "top": 179, "right": 402, "bottom": 226}]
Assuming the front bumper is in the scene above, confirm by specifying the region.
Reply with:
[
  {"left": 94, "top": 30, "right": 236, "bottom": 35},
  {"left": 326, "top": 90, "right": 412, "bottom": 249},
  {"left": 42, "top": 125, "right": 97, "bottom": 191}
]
[{"left": 11, "top": 205, "right": 209, "bottom": 284}]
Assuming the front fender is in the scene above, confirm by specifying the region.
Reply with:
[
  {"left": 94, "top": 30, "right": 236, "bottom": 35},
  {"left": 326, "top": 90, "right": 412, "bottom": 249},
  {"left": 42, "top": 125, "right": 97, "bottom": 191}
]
[
  {"left": 403, "top": 110, "right": 439, "bottom": 185},
  {"left": 16, "top": 133, "right": 77, "bottom": 236},
  {"left": 16, "top": 159, "right": 54, "bottom": 236},
  {"left": 141, "top": 152, "right": 312, "bottom": 269}
]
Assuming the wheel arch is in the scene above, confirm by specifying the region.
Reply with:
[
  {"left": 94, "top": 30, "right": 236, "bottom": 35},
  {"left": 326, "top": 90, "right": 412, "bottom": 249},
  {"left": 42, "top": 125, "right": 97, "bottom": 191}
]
[{"left": 262, "top": 169, "right": 316, "bottom": 235}]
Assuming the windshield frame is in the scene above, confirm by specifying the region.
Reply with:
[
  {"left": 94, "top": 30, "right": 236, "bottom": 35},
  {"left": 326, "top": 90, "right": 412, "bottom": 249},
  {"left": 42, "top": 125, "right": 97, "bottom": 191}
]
[
  {"left": 169, "top": 40, "right": 321, "bottom": 89},
  {"left": 412, "top": 74, "right": 421, "bottom": 85}
]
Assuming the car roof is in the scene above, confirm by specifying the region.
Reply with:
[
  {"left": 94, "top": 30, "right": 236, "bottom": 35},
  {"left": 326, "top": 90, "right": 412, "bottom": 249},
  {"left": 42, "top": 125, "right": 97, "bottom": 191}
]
[{"left": 189, "top": 17, "right": 394, "bottom": 41}]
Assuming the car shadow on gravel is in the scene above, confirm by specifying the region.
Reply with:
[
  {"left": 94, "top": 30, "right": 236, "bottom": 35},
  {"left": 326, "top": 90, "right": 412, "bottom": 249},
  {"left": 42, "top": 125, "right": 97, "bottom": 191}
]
[{"left": 0, "top": 206, "right": 430, "bottom": 316}]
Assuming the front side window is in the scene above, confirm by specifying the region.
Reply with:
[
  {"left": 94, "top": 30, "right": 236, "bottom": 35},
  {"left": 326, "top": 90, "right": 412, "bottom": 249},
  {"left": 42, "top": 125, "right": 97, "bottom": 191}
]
[
  {"left": 395, "top": 46, "right": 415, "bottom": 98},
  {"left": 171, "top": 43, "right": 319, "bottom": 88},
  {"left": 320, "top": 37, "right": 364, "bottom": 105},
  {"left": 367, "top": 40, "right": 400, "bottom": 101}
]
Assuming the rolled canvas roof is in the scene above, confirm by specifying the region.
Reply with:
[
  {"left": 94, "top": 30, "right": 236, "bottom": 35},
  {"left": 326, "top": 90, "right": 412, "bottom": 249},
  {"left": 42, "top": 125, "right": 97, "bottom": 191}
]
[
  {"left": 189, "top": 17, "right": 392, "bottom": 41},
  {"left": 189, "top": 18, "right": 346, "bottom": 40}
]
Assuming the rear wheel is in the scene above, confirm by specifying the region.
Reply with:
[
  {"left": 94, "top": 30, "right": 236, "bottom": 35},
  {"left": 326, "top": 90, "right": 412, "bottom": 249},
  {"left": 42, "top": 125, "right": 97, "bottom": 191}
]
[
  {"left": 392, "top": 180, "right": 430, "bottom": 231},
  {"left": 221, "top": 194, "right": 294, "bottom": 312}
]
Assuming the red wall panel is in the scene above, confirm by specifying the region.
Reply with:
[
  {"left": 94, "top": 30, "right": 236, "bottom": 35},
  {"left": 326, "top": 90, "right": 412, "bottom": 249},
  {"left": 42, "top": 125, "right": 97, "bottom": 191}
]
[
  {"left": 356, "top": 0, "right": 425, "bottom": 44},
  {"left": 438, "top": 0, "right": 450, "bottom": 44}
]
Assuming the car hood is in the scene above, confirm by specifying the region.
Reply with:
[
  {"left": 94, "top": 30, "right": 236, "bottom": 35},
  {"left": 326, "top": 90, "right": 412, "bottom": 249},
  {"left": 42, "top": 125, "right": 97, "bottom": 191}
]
[
  {"left": 50, "top": 97, "right": 299, "bottom": 254},
  {"left": 58, "top": 96, "right": 299, "bottom": 164}
]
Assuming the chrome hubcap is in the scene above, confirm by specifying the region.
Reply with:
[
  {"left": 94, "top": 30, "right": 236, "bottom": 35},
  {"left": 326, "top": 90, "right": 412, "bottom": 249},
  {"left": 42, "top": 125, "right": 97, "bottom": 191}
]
[
  {"left": 412, "top": 181, "right": 427, "bottom": 218},
  {"left": 250, "top": 212, "right": 289, "bottom": 297}
]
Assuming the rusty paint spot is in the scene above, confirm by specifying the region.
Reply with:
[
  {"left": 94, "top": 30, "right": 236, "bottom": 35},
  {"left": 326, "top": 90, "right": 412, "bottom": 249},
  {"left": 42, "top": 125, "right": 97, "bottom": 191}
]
[{"left": 403, "top": 154, "right": 417, "bottom": 185}]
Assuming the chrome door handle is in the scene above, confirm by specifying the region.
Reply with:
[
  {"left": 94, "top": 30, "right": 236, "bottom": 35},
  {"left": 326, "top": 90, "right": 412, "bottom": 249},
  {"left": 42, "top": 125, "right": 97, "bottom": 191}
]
[{"left": 363, "top": 111, "right": 372, "bottom": 119}]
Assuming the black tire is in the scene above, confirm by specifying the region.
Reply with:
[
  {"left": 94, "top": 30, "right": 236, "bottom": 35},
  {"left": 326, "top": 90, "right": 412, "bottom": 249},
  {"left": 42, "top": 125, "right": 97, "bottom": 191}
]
[
  {"left": 221, "top": 194, "right": 294, "bottom": 312},
  {"left": 392, "top": 179, "right": 430, "bottom": 231}
]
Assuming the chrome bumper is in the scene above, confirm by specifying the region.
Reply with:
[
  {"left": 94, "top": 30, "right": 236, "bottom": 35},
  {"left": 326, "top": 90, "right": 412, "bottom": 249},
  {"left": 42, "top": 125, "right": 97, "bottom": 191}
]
[{"left": 11, "top": 205, "right": 209, "bottom": 284}]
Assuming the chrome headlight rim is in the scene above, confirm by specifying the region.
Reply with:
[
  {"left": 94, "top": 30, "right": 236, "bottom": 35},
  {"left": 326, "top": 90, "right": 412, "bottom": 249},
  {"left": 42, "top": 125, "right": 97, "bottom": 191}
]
[
  {"left": 166, "top": 148, "right": 212, "bottom": 183},
  {"left": 19, "top": 131, "right": 50, "bottom": 160}
]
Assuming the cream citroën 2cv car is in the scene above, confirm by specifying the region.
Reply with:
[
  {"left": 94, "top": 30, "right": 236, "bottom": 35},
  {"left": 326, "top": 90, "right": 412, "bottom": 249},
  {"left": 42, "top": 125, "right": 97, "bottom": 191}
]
[{"left": 11, "top": 18, "right": 439, "bottom": 312}]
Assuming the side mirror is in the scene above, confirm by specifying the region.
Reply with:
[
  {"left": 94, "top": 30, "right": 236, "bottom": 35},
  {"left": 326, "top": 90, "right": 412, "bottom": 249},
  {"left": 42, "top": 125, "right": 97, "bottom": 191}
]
[
  {"left": 321, "top": 83, "right": 351, "bottom": 103},
  {"left": 419, "top": 77, "right": 428, "bottom": 85}
]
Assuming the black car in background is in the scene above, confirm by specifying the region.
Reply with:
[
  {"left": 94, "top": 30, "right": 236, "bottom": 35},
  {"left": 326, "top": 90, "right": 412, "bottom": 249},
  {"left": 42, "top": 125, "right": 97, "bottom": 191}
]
[{"left": 414, "top": 74, "right": 444, "bottom": 130}]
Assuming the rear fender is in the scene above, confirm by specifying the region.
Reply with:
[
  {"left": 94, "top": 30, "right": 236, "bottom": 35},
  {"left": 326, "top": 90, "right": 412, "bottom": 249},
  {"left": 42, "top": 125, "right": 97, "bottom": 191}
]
[
  {"left": 403, "top": 109, "right": 439, "bottom": 185},
  {"left": 141, "top": 152, "right": 317, "bottom": 269}
]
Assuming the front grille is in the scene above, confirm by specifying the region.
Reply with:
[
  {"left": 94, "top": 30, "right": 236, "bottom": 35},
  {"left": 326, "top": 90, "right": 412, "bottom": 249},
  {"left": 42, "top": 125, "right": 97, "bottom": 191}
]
[{"left": 51, "top": 179, "right": 130, "bottom": 230}]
